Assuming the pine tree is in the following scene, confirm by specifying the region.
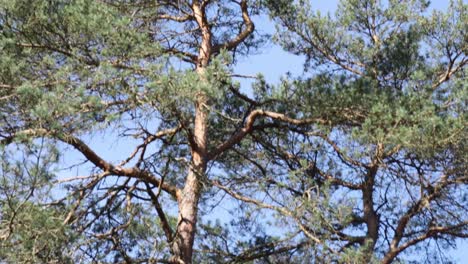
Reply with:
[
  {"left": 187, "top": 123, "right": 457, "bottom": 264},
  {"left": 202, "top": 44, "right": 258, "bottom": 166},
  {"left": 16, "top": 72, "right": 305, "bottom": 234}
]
[{"left": 1, "top": 0, "right": 466, "bottom": 263}]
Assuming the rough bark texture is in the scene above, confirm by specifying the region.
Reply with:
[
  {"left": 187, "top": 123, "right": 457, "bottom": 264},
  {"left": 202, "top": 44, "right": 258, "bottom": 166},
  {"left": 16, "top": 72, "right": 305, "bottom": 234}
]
[
  {"left": 170, "top": 2, "right": 211, "bottom": 262},
  {"left": 171, "top": 91, "right": 208, "bottom": 264},
  {"left": 362, "top": 157, "right": 379, "bottom": 261},
  {"left": 363, "top": 167, "right": 379, "bottom": 242}
]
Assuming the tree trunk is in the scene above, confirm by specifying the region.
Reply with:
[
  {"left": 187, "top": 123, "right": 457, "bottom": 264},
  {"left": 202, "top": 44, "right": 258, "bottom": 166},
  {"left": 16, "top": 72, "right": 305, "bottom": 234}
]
[
  {"left": 171, "top": 93, "right": 208, "bottom": 263},
  {"left": 171, "top": 170, "right": 203, "bottom": 264},
  {"left": 362, "top": 166, "right": 379, "bottom": 261},
  {"left": 170, "top": 2, "right": 212, "bottom": 262}
]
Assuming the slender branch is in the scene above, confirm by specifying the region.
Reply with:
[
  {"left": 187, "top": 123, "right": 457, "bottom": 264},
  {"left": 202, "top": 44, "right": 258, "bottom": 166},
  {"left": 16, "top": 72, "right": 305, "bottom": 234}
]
[
  {"left": 212, "top": 180, "right": 327, "bottom": 247},
  {"left": 1, "top": 129, "right": 180, "bottom": 198},
  {"left": 382, "top": 221, "right": 468, "bottom": 264},
  {"left": 145, "top": 183, "right": 174, "bottom": 244},
  {"left": 212, "top": 0, "right": 255, "bottom": 53},
  {"left": 230, "top": 241, "right": 309, "bottom": 263},
  {"left": 388, "top": 174, "right": 454, "bottom": 255},
  {"left": 119, "top": 125, "right": 181, "bottom": 166},
  {"left": 432, "top": 56, "right": 467, "bottom": 89},
  {"left": 162, "top": 47, "right": 198, "bottom": 63}
]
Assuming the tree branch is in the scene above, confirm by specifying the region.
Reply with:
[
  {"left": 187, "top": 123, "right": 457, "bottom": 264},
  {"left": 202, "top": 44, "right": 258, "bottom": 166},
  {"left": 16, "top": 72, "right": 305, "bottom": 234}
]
[
  {"left": 212, "top": 180, "right": 327, "bottom": 246},
  {"left": 1, "top": 129, "right": 180, "bottom": 198},
  {"left": 207, "top": 109, "right": 329, "bottom": 160},
  {"left": 382, "top": 220, "right": 468, "bottom": 264},
  {"left": 212, "top": 0, "right": 255, "bottom": 54}
]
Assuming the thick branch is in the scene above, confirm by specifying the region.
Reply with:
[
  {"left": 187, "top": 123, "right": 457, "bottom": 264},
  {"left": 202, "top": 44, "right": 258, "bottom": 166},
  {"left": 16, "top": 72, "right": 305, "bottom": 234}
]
[
  {"left": 156, "top": 13, "right": 193, "bottom": 22},
  {"left": 207, "top": 109, "right": 329, "bottom": 160}
]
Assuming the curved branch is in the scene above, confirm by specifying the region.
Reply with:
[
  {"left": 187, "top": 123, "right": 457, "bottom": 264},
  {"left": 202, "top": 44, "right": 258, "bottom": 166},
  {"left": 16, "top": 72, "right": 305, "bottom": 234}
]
[
  {"left": 432, "top": 56, "right": 467, "bottom": 89},
  {"left": 212, "top": 0, "right": 255, "bottom": 54},
  {"left": 382, "top": 220, "right": 468, "bottom": 264},
  {"left": 387, "top": 174, "right": 454, "bottom": 258},
  {"left": 1, "top": 129, "right": 180, "bottom": 198},
  {"left": 212, "top": 180, "right": 326, "bottom": 246},
  {"left": 207, "top": 109, "right": 329, "bottom": 160}
]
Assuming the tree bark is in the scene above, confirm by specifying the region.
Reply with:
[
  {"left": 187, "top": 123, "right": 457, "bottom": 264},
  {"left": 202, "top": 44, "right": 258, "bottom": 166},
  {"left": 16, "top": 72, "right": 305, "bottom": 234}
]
[
  {"left": 171, "top": 92, "right": 208, "bottom": 263},
  {"left": 168, "top": 0, "right": 259, "bottom": 261},
  {"left": 170, "top": 2, "right": 211, "bottom": 262},
  {"left": 362, "top": 165, "right": 379, "bottom": 261},
  {"left": 171, "top": 170, "right": 203, "bottom": 264}
]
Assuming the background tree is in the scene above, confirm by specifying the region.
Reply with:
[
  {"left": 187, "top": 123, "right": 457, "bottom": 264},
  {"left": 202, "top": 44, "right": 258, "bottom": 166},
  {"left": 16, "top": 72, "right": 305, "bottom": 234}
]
[{"left": 0, "top": 0, "right": 466, "bottom": 263}]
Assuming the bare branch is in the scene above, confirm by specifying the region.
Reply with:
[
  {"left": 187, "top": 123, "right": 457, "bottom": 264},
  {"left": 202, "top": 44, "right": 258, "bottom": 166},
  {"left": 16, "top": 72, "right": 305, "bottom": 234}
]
[
  {"left": 212, "top": 0, "right": 255, "bottom": 53},
  {"left": 156, "top": 13, "right": 193, "bottom": 22},
  {"left": 0, "top": 129, "right": 180, "bottom": 198},
  {"left": 208, "top": 109, "right": 329, "bottom": 160},
  {"left": 145, "top": 183, "right": 174, "bottom": 244},
  {"left": 212, "top": 180, "right": 327, "bottom": 246},
  {"left": 382, "top": 220, "right": 468, "bottom": 264}
]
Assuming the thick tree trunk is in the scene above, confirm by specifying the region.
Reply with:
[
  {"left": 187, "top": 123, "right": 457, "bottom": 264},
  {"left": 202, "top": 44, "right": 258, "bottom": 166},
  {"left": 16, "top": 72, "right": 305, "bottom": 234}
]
[
  {"left": 170, "top": 2, "right": 212, "bottom": 262},
  {"left": 362, "top": 166, "right": 379, "bottom": 261},
  {"left": 171, "top": 93, "right": 208, "bottom": 263},
  {"left": 171, "top": 170, "right": 203, "bottom": 264}
]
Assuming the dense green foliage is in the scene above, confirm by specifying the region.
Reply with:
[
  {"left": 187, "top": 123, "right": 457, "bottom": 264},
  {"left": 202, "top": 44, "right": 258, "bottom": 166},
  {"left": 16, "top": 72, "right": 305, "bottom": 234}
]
[{"left": 1, "top": 0, "right": 466, "bottom": 263}]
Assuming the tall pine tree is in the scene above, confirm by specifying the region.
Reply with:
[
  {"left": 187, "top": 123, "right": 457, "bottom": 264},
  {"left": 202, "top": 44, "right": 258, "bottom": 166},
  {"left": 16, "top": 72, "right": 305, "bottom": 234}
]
[{"left": 1, "top": 0, "right": 466, "bottom": 263}]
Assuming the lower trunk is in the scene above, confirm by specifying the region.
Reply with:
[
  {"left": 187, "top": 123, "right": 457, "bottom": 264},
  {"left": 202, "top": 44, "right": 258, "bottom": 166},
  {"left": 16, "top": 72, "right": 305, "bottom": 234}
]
[
  {"left": 170, "top": 75, "right": 208, "bottom": 263},
  {"left": 171, "top": 169, "right": 202, "bottom": 264},
  {"left": 362, "top": 167, "right": 379, "bottom": 261}
]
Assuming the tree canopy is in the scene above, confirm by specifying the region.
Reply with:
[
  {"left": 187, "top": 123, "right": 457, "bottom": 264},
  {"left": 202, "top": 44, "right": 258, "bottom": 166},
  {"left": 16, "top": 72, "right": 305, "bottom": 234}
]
[{"left": 0, "top": 0, "right": 466, "bottom": 263}]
